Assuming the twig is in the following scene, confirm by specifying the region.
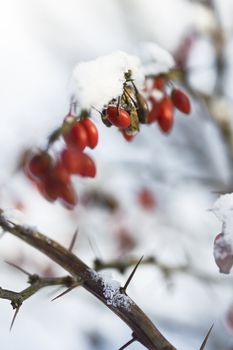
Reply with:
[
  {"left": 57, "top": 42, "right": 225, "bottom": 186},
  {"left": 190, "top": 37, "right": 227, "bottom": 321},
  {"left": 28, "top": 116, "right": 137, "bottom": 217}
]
[{"left": 0, "top": 213, "right": 176, "bottom": 350}]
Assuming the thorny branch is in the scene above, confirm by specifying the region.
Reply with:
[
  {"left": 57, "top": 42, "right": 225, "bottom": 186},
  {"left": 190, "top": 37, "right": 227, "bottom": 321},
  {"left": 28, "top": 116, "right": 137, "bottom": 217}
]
[
  {"left": 0, "top": 212, "right": 177, "bottom": 350},
  {"left": 0, "top": 273, "right": 76, "bottom": 330},
  {"left": 94, "top": 256, "right": 231, "bottom": 285},
  {"left": 0, "top": 212, "right": 214, "bottom": 349}
]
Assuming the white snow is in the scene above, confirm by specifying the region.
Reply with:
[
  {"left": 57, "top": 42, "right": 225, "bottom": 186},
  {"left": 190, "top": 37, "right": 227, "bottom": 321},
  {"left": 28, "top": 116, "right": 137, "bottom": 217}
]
[
  {"left": 138, "top": 42, "right": 175, "bottom": 76},
  {"left": 71, "top": 51, "right": 144, "bottom": 110},
  {"left": 2, "top": 209, "right": 25, "bottom": 226},
  {"left": 191, "top": 3, "right": 217, "bottom": 34},
  {"left": 91, "top": 270, "right": 133, "bottom": 310},
  {"left": 213, "top": 193, "right": 233, "bottom": 237},
  {"left": 212, "top": 193, "right": 233, "bottom": 273}
]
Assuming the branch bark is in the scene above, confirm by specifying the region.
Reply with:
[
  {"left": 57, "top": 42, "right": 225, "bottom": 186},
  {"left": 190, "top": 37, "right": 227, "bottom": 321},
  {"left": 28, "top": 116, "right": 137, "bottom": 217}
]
[{"left": 0, "top": 213, "right": 176, "bottom": 350}]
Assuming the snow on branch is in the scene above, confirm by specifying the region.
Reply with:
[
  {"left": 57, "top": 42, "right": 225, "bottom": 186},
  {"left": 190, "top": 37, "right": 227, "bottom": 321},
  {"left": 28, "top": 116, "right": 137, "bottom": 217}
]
[
  {"left": 71, "top": 51, "right": 144, "bottom": 110},
  {"left": 213, "top": 193, "right": 233, "bottom": 274},
  {"left": 71, "top": 44, "right": 175, "bottom": 111},
  {"left": 138, "top": 42, "right": 175, "bottom": 76}
]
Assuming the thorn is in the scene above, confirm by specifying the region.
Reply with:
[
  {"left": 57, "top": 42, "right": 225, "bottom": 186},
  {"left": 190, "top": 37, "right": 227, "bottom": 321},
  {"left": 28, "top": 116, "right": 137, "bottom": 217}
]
[
  {"left": 118, "top": 337, "right": 136, "bottom": 350},
  {"left": 5, "top": 261, "right": 31, "bottom": 276},
  {"left": 88, "top": 236, "right": 102, "bottom": 260},
  {"left": 10, "top": 307, "right": 21, "bottom": 331},
  {"left": 91, "top": 105, "right": 102, "bottom": 115},
  {"left": 199, "top": 324, "right": 214, "bottom": 350},
  {"left": 122, "top": 256, "right": 143, "bottom": 292},
  {"left": 68, "top": 229, "right": 78, "bottom": 252},
  {"left": 51, "top": 283, "right": 81, "bottom": 302}
]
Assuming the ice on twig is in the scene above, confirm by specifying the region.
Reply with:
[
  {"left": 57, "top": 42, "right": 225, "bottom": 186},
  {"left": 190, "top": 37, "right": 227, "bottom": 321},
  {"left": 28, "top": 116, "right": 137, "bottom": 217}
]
[{"left": 71, "top": 51, "right": 144, "bottom": 110}]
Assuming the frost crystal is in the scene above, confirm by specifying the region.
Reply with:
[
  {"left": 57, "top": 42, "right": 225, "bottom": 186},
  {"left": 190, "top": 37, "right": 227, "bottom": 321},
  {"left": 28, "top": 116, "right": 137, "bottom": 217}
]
[
  {"left": 138, "top": 42, "right": 175, "bottom": 76},
  {"left": 71, "top": 51, "right": 144, "bottom": 110},
  {"left": 91, "top": 270, "right": 133, "bottom": 310}
]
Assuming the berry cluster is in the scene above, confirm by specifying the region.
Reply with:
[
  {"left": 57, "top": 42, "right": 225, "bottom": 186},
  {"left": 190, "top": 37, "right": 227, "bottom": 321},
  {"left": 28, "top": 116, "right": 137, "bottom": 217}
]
[
  {"left": 24, "top": 71, "right": 191, "bottom": 209},
  {"left": 146, "top": 76, "right": 191, "bottom": 133},
  {"left": 101, "top": 73, "right": 149, "bottom": 142},
  {"left": 100, "top": 72, "right": 191, "bottom": 142},
  {"left": 24, "top": 115, "right": 98, "bottom": 209}
]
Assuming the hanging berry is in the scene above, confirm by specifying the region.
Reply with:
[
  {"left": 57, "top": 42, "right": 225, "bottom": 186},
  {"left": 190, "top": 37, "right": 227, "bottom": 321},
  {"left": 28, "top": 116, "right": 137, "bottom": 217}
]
[
  {"left": 80, "top": 118, "right": 99, "bottom": 149},
  {"left": 171, "top": 88, "right": 191, "bottom": 114},
  {"left": 106, "top": 106, "right": 131, "bottom": 129},
  {"left": 63, "top": 122, "right": 88, "bottom": 150},
  {"left": 157, "top": 96, "right": 174, "bottom": 133}
]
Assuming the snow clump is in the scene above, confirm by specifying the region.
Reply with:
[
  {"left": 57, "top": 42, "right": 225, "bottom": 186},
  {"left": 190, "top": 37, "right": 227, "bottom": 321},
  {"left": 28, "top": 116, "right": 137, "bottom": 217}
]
[{"left": 71, "top": 51, "right": 144, "bottom": 110}]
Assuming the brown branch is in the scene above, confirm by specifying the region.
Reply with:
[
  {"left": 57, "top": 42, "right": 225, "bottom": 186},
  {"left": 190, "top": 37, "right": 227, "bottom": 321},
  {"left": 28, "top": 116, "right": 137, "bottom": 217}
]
[
  {"left": 0, "top": 212, "right": 176, "bottom": 350},
  {"left": 0, "top": 272, "right": 75, "bottom": 330},
  {"left": 0, "top": 274, "right": 74, "bottom": 306},
  {"left": 94, "top": 256, "right": 229, "bottom": 286}
]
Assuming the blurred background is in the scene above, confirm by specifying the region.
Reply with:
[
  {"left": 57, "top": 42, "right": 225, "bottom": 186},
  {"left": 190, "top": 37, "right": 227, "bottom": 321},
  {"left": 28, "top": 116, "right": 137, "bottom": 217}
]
[{"left": 1, "top": 0, "right": 233, "bottom": 349}]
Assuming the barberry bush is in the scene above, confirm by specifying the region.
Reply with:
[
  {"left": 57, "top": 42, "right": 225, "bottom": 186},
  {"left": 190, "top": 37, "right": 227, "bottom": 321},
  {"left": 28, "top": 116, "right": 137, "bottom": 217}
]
[{"left": 1, "top": 1, "right": 233, "bottom": 350}]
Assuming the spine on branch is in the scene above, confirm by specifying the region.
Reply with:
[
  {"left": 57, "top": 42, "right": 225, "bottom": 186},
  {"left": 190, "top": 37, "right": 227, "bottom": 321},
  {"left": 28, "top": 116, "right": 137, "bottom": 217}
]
[{"left": 0, "top": 213, "right": 176, "bottom": 350}]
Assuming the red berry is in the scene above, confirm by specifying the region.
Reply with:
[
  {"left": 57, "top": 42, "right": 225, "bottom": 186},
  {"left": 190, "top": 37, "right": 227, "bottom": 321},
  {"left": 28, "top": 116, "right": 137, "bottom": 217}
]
[
  {"left": 51, "top": 161, "right": 70, "bottom": 184},
  {"left": 58, "top": 183, "right": 78, "bottom": 210},
  {"left": 26, "top": 152, "right": 52, "bottom": 180},
  {"left": 106, "top": 106, "right": 131, "bottom": 129},
  {"left": 153, "top": 77, "right": 165, "bottom": 90},
  {"left": 40, "top": 178, "right": 60, "bottom": 202},
  {"left": 61, "top": 147, "right": 84, "bottom": 175},
  {"left": 63, "top": 122, "right": 88, "bottom": 150},
  {"left": 81, "top": 154, "right": 96, "bottom": 177},
  {"left": 138, "top": 188, "right": 156, "bottom": 210},
  {"left": 171, "top": 88, "right": 191, "bottom": 114},
  {"left": 157, "top": 96, "right": 174, "bottom": 133},
  {"left": 80, "top": 118, "right": 98, "bottom": 149},
  {"left": 147, "top": 97, "right": 160, "bottom": 124},
  {"left": 120, "top": 130, "right": 134, "bottom": 142},
  {"left": 33, "top": 179, "right": 49, "bottom": 199}
]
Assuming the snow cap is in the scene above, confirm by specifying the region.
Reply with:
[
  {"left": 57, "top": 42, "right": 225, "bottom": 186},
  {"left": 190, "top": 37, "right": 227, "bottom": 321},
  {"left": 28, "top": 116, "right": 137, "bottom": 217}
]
[
  {"left": 138, "top": 41, "right": 175, "bottom": 76},
  {"left": 71, "top": 51, "right": 144, "bottom": 110}
]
